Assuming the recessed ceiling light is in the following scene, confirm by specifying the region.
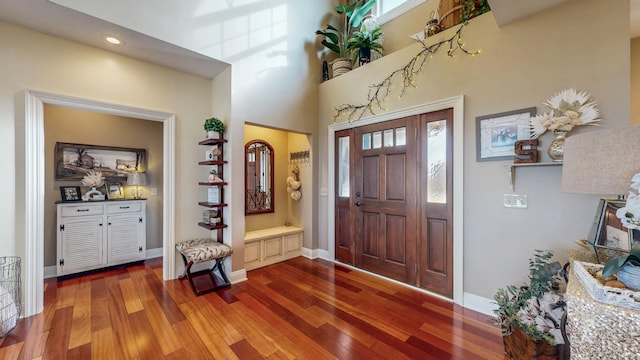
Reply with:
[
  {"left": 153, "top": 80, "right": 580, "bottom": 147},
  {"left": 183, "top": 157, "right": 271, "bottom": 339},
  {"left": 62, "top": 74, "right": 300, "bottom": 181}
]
[{"left": 103, "top": 35, "right": 123, "bottom": 45}]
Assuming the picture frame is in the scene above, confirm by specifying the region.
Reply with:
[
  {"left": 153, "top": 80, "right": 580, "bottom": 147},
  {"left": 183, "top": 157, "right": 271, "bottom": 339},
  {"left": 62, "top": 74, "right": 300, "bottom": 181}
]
[
  {"left": 476, "top": 107, "right": 536, "bottom": 161},
  {"left": 588, "top": 199, "right": 640, "bottom": 253},
  {"left": 105, "top": 182, "right": 125, "bottom": 200},
  {"left": 55, "top": 142, "right": 146, "bottom": 181},
  {"left": 60, "top": 186, "right": 82, "bottom": 202}
]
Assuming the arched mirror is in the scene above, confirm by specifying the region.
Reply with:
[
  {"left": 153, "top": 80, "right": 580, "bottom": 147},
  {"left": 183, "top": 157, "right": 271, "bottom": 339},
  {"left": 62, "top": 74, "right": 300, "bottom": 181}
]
[{"left": 245, "top": 140, "right": 274, "bottom": 215}]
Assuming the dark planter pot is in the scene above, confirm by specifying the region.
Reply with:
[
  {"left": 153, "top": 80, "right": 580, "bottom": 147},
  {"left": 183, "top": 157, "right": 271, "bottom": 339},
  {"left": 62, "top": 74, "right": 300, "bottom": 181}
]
[{"left": 359, "top": 47, "right": 371, "bottom": 66}]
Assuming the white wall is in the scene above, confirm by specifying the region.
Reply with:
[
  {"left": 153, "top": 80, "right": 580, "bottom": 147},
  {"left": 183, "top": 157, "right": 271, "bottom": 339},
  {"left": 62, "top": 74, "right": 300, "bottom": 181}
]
[
  {"left": 0, "top": 21, "right": 232, "bottom": 274},
  {"left": 318, "top": 0, "right": 630, "bottom": 299}
]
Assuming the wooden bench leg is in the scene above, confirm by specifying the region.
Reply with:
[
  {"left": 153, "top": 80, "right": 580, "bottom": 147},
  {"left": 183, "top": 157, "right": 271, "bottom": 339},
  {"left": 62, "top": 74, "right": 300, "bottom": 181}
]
[{"left": 180, "top": 256, "right": 231, "bottom": 296}]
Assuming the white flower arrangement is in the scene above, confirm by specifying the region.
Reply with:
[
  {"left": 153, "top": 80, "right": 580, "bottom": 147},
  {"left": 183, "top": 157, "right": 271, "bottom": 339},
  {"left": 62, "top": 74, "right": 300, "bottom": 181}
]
[
  {"left": 616, "top": 173, "right": 640, "bottom": 229},
  {"left": 81, "top": 171, "right": 105, "bottom": 188},
  {"left": 530, "top": 88, "right": 601, "bottom": 139},
  {"left": 286, "top": 167, "right": 302, "bottom": 201}
]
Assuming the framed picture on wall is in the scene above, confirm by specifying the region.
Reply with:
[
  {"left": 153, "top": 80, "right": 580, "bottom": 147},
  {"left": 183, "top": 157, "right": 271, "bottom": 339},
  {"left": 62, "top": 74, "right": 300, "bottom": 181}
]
[
  {"left": 476, "top": 107, "right": 536, "bottom": 161},
  {"left": 55, "top": 142, "right": 146, "bottom": 181},
  {"left": 60, "top": 186, "right": 82, "bottom": 202},
  {"left": 106, "top": 182, "right": 125, "bottom": 200}
]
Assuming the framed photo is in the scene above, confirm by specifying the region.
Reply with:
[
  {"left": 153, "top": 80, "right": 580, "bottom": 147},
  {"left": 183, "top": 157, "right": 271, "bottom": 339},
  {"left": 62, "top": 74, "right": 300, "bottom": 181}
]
[
  {"left": 55, "top": 142, "right": 146, "bottom": 181},
  {"left": 106, "top": 182, "right": 124, "bottom": 200},
  {"left": 588, "top": 199, "right": 639, "bottom": 252},
  {"left": 476, "top": 107, "right": 536, "bottom": 161},
  {"left": 60, "top": 186, "right": 82, "bottom": 202}
]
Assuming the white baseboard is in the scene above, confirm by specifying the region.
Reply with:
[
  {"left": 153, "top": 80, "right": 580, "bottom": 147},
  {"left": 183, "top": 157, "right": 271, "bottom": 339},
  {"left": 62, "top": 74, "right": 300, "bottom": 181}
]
[
  {"left": 231, "top": 269, "right": 248, "bottom": 284},
  {"left": 463, "top": 292, "right": 496, "bottom": 316},
  {"left": 44, "top": 266, "right": 57, "bottom": 279},
  {"left": 302, "top": 247, "right": 330, "bottom": 260},
  {"left": 146, "top": 247, "right": 163, "bottom": 259}
]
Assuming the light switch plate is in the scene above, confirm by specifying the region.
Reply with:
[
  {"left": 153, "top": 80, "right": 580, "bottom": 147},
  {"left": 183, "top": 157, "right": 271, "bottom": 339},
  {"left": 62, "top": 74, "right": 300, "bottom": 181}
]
[
  {"left": 504, "top": 194, "right": 527, "bottom": 209},
  {"left": 150, "top": 187, "right": 158, "bottom": 196}
]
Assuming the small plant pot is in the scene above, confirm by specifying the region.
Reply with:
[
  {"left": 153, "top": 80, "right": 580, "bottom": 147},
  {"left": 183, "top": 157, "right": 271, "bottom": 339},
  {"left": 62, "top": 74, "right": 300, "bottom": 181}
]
[
  {"left": 618, "top": 263, "right": 640, "bottom": 291},
  {"left": 207, "top": 131, "right": 220, "bottom": 139},
  {"left": 331, "top": 58, "right": 352, "bottom": 77},
  {"left": 359, "top": 47, "right": 371, "bottom": 66}
]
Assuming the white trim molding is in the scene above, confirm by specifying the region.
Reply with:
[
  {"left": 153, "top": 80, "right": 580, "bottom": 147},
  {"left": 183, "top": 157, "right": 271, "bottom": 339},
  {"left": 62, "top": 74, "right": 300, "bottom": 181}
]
[
  {"left": 327, "top": 95, "right": 465, "bottom": 305},
  {"left": 23, "top": 90, "right": 175, "bottom": 317},
  {"left": 302, "top": 247, "right": 330, "bottom": 260},
  {"left": 463, "top": 292, "right": 496, "bottom": 317},
  {"left": 230, "top": 269, "right": 248, "bottom": 284}
]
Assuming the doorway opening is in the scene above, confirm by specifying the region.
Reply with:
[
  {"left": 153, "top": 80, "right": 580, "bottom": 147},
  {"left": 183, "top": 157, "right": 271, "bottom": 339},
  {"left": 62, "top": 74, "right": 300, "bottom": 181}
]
[{"left": 22, "top": 90, "right": 176, "bottom": 317}]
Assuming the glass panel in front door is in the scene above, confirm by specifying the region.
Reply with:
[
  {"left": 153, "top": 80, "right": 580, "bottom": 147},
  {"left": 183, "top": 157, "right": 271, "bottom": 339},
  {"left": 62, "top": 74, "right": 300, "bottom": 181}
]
[
  {"left": 338, "top": 136, "right": 350, "bottom": 197},
  {"left": 427, "top": 120, "right": 446, "bottom": 204}
]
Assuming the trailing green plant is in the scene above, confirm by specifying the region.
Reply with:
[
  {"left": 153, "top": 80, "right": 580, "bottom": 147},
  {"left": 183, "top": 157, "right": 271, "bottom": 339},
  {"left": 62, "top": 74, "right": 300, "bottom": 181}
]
[
  {"left": 603, "top": 246, "right": 640, "bottom": 278},
  {"left": 493, "top": 250, "right": 565, "bottom": 344},
  {"left": 456, "top": 0, "right": 491, "bottom": 24},
  {"left": 346, "top": 26, "right": 384, "bottom": 64},
  {"left": 204, "top": 117, "right": 224, "bottom": 133},
  {"left": 315, "top": 0, "right": 376, "bottom": 59}
]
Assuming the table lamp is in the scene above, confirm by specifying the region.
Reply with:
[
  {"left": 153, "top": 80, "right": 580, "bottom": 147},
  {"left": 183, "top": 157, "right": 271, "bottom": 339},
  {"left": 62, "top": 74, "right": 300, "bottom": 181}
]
[
  {"left": 126, "top": 172, "right": 148, "bottom": 199},
  {"left": 562, "top": 126, "right": 640, "bottom": 259}
]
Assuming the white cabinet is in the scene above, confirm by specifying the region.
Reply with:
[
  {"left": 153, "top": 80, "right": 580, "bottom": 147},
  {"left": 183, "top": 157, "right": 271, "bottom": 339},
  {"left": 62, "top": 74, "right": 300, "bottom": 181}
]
[
  {"left": 57, "top": 200, "right": 146, "bottom": 277},
  {"left": 244, "top": 226, "right": 303, "bottom": 271}
]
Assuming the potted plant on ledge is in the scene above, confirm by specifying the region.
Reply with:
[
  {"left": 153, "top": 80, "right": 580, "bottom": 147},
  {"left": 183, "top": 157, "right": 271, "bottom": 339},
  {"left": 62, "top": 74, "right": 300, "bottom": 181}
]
[
  {"left": 315, "top": 0, "right": 376, "bottom": 77},
  {"left": 493, "top": 250, "right": 569, "bottom": 359},
  {"left": 204, "top": 117, "right": 224, "bottom": 139},
  {"left": 347, "top": 25, "right": 383, "bottom": 66}
]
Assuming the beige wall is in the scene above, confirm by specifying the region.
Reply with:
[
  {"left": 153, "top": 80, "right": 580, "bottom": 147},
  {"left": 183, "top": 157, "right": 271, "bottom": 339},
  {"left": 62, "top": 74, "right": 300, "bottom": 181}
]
[
  {"left": 43, "top": 105, "right": 164, "bottom": 267},
  {"left": 632, "top": 37, "right": 640, "bottom": 126},
  {"left": 0, "top": 21, "right": 239, "bottom": 275},
  {"left": 318, "top": 0, "right": 630, "bottom": 299}
]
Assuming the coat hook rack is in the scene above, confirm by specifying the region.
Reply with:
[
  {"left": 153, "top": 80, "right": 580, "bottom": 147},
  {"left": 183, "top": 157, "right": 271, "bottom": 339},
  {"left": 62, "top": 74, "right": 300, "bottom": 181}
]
[{"left": 289, "top": 149, "right": 310, "bottom": 164}]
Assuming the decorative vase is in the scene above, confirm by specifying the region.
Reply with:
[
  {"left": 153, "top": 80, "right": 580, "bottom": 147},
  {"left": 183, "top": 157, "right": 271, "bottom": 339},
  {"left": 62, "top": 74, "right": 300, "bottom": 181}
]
[
  {"left": 331, "top": 58, "right": 352, "bottom": 77},
  {"left": 83, "top": 187, "right": 104, "bottom": 201},
  {"left": 547, "top": 130, "right": 567, "bottom": 162},
  {"left": 618, "top": 263, "right": 640, "bottom": 291}
]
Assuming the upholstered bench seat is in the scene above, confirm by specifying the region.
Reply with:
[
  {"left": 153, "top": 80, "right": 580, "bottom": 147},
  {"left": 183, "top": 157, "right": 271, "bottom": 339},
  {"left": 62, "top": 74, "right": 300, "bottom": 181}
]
[{"left": 176, "top": 238, "right": 233, "bottom": 296}]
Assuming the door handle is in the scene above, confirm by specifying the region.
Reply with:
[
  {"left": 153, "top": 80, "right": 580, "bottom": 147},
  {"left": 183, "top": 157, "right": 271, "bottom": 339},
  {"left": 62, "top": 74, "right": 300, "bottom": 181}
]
[{"left": 355, "top": 201, "right": 362, "bottom": 207}]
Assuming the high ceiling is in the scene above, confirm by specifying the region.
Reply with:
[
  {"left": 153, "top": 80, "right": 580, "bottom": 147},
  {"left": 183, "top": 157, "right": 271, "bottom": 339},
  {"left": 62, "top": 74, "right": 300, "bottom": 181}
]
[{"left": 0, "top": 0, "right": 636, "bottom": 79}]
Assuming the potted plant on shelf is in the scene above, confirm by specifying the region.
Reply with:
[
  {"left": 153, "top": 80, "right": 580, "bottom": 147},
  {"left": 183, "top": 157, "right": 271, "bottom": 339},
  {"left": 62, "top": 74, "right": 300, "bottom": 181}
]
[
  {"left": 493, "top": 250, "right": 569, "bottom": 359},
  {"left": 347, "top": 26, "right": 383, "bottom": 66},
  {"left": 315, "top": 0, "right": 376, "bottom": 77},
  {"left": 204, "top": 117, "right": 224, "bottom": 139}
]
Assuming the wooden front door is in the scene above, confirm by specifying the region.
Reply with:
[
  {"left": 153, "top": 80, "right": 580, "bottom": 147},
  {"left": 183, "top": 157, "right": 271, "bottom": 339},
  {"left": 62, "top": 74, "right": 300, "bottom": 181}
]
[
  {"left": 334, "top": 109, "right": 454, "bottom": 297},
  {"left": 353, "top": 117, "right": 418, "bottom": 284}
]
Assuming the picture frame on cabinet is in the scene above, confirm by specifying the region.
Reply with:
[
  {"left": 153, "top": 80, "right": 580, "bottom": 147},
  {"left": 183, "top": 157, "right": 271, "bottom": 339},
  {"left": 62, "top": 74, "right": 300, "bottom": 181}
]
[
  {"left": 106, "top": 182, "right": 125, "bottom": 200},
  {"left": 476, "top": 107, "right": 536, "bottom": 161},
  {"left": 60, "top": 186, "right": 82, "bottom": 202}
]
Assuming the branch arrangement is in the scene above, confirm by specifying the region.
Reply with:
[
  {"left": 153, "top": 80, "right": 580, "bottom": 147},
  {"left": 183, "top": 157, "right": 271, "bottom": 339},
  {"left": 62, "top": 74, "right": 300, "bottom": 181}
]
[{"left": 334, "top": 24, "right": 480, "bottom": 122}]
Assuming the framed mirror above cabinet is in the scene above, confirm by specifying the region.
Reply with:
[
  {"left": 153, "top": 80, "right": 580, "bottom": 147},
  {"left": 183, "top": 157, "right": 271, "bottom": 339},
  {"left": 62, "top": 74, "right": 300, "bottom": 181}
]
[{"left": 245, "top": 140, "right": 274, "bottom": 215}]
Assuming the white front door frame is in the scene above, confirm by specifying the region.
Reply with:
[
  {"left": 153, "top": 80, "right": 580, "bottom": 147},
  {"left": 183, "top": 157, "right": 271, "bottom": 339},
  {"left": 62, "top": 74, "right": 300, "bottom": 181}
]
[
  {"left": 327, "top": 95, "right": 465, "bottom": 305},
  {"left": 23, "top": 90, "right": 176, "bottom": 317}
]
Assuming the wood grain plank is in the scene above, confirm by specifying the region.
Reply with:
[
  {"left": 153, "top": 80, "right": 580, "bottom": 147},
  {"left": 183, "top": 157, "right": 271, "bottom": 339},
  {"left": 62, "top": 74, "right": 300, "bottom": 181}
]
[
  {"left": 66, "top": 342, "right": 91, "bottom": 360},
  {"left": 128, "top": 311, "right": 164, "bottom": 360},
  {"left": 68, "top": 281, "right": 92, "bottom": 349},
  {"left": 0, "top": 342, "right": 23, "bottom": 359},
  {"left": 141, "top": 298, "right": 182, "bottom": 355},
  {"left": 143, "top": 273, "right": 186, "bottom": 324},
  {"left": 42, "top": 306, "right": 73, "bottom": 359},
  {"left": 171, "top": 319, "right": 216, "bottom": 360},
  {"left": 91, "top": 328, "right": 116, "bottom": 360},
  {"left": 119, "top": 277, "right": 144, "bottom": 314},
  {"left": 104, "top": 274, "right": 140, "bottom": 360},
  {"left": 178, "top": 300, "right": 240, "bottom": 359}
]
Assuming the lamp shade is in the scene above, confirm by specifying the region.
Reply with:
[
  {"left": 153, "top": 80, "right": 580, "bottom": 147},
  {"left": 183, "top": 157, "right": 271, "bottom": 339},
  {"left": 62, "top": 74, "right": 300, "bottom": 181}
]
[
  {"left": 126, "top": 172, "right": 148, "bottom": 186},
  {"left": 562, "top": 127, "right": 640, "bottom": 195}
]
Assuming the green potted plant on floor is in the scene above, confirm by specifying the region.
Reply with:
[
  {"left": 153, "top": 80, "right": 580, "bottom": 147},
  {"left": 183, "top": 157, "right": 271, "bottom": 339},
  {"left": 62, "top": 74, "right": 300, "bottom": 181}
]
[
  {"left": 204, "top": 117, "right": 224, "bottom": 139},
  {"left": 493, "top": 250, "right": 569, "bottom": 359},
  {"left": 346, "top": 26, "right": 383, "bottom": 66},
  {"left": 315, "top": 0, "right": 376, "bottom": 77}
]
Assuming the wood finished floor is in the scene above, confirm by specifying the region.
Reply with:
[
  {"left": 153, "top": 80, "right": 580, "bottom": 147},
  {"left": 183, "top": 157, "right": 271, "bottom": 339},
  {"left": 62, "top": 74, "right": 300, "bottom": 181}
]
[{"left": 0, "top": 257, "right": 507, "bottom": 359}]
